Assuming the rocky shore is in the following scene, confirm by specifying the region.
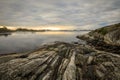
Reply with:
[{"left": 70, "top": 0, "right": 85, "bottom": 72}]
[
  {"left": 0, "top": 23, "right": 120, "bottom": 80},
  {"left": 77, "top": 23, "right": 120, "bottom": 54}
]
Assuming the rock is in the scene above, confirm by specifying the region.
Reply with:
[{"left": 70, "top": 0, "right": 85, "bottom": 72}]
[
  {"left": 104, "top": 29, "right": 120, "bottom": 45},
  {"left": 96, "top": 69, "right": 105, "bottom": 78},
  {"left": 77, "top": 23, "right": 120, "bottom": 54},
  {"left": 87, "top": 56, "right": 94, "bottom": 65},
  {"left": 0, "top": 42, "right": 120, "bottom": 80},
  {"left": 63, "top": 51, "right": 76, "bottom": 80}
]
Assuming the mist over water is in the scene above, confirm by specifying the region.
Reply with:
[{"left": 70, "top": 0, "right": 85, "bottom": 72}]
[{"left": 0, "top": 31, "right": 89, "bottom": 54}]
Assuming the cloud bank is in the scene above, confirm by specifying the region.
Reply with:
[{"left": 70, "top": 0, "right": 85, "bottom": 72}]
[{"left": 0, "top": 0, "right": 120, "bottom": 29}]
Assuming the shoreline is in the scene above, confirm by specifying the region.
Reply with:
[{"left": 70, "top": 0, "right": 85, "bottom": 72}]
[
  {"left": 0, "top": 41, "right": 120, "bottom": 80},
  {"left": 0, "top": 23, "right": 120, "bottom": 80}
]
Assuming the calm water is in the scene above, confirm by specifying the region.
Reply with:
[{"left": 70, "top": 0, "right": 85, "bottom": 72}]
[{"left": 0, "top": 31, "right": 89, "bottom": 54}]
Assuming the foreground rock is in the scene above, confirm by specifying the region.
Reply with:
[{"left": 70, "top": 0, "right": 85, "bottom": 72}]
[
  {"left": 0, "top": 42, "right": 120, "bottom": 80},
  {"left": 77, "top": 23, "right": 120, "bottom": 54}
]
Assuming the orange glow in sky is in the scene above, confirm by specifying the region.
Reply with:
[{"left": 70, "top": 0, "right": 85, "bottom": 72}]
[
  {"left": 4, "top": 25, "right": 75, "bottom": 30},
  {"left": 41, "top": 27, "right": 61, "bottom": 30}
]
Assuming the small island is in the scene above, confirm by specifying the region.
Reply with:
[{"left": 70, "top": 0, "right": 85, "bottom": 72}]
[{"left": 0, "top": 23, "right": 120, "bottom": 80}]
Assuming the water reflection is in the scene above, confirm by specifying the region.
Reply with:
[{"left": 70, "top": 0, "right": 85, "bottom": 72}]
[
  {"left": 36, "top": 31, "right": 74, "bottom": 35},
  {"left": 0, "top": 31, "right": 89, "bottom": 54},
  {"left": 0, "top": 33, "right": 12, "bottom": 37}
]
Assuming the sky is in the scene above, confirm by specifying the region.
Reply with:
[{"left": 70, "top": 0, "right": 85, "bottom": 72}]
[{"left": 0, "top": 0, "right": 120, "bottom": 30}]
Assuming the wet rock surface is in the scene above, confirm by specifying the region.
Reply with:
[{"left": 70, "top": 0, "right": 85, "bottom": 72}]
[{"left": 0, "top": 42, "right": 120, "bottom": 80}]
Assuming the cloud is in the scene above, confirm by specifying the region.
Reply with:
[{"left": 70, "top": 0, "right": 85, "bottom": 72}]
[{"left": 0, "top": 0, "right": 120, "bottom": 29}]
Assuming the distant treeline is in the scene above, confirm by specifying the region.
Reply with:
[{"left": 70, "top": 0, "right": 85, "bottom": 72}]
[
  {"left": 0, "top": 27, "right": 46, "bottom": 33},
  {"left": 0, "top": 26, "right": 13, "bottom": 33},
  {"left": 0, "top": 26, "right": 92, "bottom": 33},
  {"left": 16, "top": 28, "right": 46, "bottom": 32}
]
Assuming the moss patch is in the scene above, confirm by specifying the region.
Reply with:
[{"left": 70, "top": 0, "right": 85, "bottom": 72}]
[{"left": 97, "top": 28, "right": 108, "bottom": 35}]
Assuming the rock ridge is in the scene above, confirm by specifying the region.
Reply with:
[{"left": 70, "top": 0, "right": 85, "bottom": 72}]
[{"left": 0, "top": 42, "right": 120, "bottom": 80}]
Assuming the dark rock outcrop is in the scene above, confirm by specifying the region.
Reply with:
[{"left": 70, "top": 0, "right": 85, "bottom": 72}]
[
  {"left": 77, "top": 23, "right": 120, "bottom": 54},
  {"left": 0, "top": 42, "right": 120, "bottom": 80}
]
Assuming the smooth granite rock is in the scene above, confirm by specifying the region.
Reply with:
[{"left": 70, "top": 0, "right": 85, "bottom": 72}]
[{"left": 0, "top": 42, "right": 120, "bottom": 80}]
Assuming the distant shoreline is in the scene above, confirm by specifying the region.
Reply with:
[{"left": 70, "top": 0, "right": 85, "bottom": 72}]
[{"left": 0, "top": 26, "right": 93, "bottom": 33}]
